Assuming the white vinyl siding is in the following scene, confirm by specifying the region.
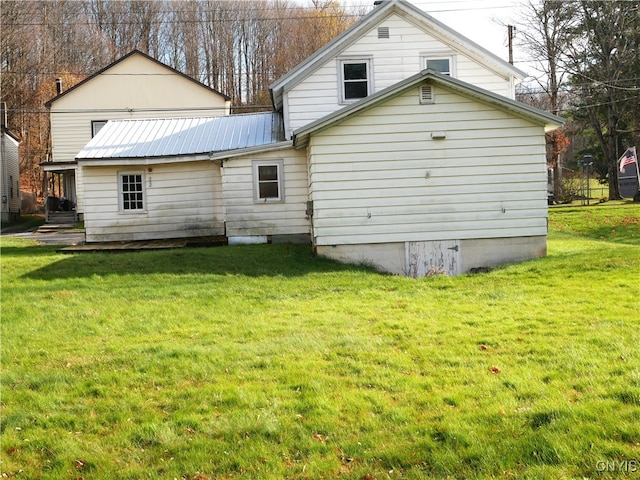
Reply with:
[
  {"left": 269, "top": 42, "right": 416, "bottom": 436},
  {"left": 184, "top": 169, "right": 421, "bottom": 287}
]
[
  {"left": 0, "top": 132, "right": 20, "bottom": 220},
  {"left": 284, "top": 12, "right": 514, "bottom": 136},
  {"left": 307, "top": 85, "right": 549, "bottom": 247},
  {"left": 82, "top": 161, "right": 224, "bottom": 242},
  {"left": 223, "top": 148, "right": 310, "bottom": 238}
]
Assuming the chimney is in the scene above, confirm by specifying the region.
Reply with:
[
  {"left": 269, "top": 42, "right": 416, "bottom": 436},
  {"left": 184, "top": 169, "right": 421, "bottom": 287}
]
[{"left": 56, "top": 78, "right": 63, "bottom": 95}]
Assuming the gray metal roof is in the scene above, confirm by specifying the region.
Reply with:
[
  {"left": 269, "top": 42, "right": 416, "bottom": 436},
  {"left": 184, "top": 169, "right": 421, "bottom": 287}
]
[{"left": 76, "top": 112, "right": 284, "bottom": 159}]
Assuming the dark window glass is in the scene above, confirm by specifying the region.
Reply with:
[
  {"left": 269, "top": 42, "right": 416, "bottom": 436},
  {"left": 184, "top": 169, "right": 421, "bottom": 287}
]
[
  {"left": 344, "top": 63, "right": 367, "bottom": 80},
  {"left": 259, "top": 165, "right": 278, "bottom": 182},
  {"left": 258, "top": 165, "right": 279, "bottom": 199},
  {"left": 426, "top": 59, "right": 450, "bottom": 75},
  {"left": 345, "top": 82, "right": 368, "bottom": 99},
  {"left": 121, "top": 174, "right": 144, "bottom": 210},
  {"left": 343, "top": 62, "right": 368, "bottom": 100}
]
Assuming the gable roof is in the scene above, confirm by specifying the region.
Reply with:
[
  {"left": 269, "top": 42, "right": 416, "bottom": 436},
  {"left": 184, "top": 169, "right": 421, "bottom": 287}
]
[
  {"left": 45, "top": 50, "right": 230, "bottom": 107},
  {"left": 76, "top": 112, "right": 284, "bottom": 161},
  {"left": 293, "top": 69, "right": 564, "bottom": 148},
  {"left": 270, "top": 0, "right": 527, "bottom": 109}
]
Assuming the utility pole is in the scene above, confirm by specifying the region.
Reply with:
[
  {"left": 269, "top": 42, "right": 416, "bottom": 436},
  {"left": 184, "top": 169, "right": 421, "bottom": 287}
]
[{"left": 508, "top": 25, "right": 516, "bottom": 64}]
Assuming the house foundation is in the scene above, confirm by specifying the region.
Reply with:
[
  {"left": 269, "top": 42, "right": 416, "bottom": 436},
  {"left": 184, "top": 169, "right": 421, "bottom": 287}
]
[{"left": 316, "top": 236, "right": 547, "bottom": 277}]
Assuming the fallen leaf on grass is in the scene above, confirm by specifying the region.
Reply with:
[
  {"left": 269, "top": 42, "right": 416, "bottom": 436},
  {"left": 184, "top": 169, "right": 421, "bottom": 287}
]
[
  {"left": 312, "top": 433, "right": 325, "bottom": 443},
  {"left": 490, "top": 366, "right": 501, "bottom": 374}
]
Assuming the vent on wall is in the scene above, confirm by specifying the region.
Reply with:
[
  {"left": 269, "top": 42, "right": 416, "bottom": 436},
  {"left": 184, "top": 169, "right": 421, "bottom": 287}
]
[
  {"left": 420, "top": 85, "right": 435, "bottom": 104},
  {"left": 378, "top": 26, "right": 390, "bottom": 39}
]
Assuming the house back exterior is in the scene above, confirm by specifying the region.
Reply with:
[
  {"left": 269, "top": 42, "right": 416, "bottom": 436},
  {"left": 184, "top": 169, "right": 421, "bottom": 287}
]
[{"left": 66, "top": 0, "right": 563, "bottom": 276}]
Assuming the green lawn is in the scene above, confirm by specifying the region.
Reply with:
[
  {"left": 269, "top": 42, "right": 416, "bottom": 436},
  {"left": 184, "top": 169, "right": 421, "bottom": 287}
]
[{"left": 1, "top": 203, "right": 639, "bottom": 479}]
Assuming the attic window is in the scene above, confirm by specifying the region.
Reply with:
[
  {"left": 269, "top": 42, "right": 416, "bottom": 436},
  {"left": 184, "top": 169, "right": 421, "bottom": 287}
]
[
  {"left": 422, "top": 56, "right": 454, "bottom": 76},
  {"left": 339, "top": 58, "right": 372, "bottom": 103},
  {"left": 420, "top": 85, "right": 435, "bottom": 104},
  {"left": 378, "top": 27, "right": 390, "bottom": 39}
]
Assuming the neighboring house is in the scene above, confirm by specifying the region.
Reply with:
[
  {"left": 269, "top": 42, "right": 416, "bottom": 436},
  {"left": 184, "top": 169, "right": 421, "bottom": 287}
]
[
  {"left": 43, "top": 50, "right": 231, "bottom": 222},
  {"left": 1, "top": 103, "right": 21, "bottom": 223},
  {"left": 75, "top": 0, "right": 564, "bottom": 276}
]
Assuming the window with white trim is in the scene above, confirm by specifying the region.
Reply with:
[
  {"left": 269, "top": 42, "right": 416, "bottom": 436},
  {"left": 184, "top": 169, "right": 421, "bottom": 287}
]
[
  {"left": 423, "top": 57, "right": 454, "bottom": 76},
  {"left": 339, "top": 58, "right": 372, "bottom": 103},
  {"left": 92, "top": 120, "right": 108, "bottom": 137},
  {"left": 119, "top": 172, "right": 145, "bottom": 211},
  {"left": 253, "top": 160, "right": 284, "bottom": 202}
]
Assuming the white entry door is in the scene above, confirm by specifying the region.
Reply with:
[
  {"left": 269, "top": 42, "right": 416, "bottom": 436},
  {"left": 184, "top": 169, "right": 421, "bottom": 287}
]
[{"left": 406, "top": 240, "right": 461, "bottom": 277}]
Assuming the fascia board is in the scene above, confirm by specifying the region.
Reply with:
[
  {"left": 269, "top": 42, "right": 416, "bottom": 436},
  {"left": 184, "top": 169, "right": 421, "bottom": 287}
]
[
  {"left": 77, "top": 153, "right": 213, "bottom": 167},
  {"left": 207, "top": 141, "right": 294, "bottom": 161}
]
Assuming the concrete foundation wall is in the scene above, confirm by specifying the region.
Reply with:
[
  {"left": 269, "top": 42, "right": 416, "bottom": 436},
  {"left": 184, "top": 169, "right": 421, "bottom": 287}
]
[
  {"left": 460, "top": 236, "right": 547, "bottom": 272},
  {"left": 317, "top": 236, "right": 547, "bottom": 276},
  {"left": 316, "top": 243, "right": 407, "bottom": 275}
]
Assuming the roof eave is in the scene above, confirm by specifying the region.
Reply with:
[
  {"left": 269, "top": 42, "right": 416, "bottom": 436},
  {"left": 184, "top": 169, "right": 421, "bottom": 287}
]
[{"left": 208, "top": 141, "right": 293, "bottom": 161}]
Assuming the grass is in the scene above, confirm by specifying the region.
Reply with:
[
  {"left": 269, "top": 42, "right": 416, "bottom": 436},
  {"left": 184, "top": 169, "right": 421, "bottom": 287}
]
[{"left": 1, "top": 203, "right": 639, "bottom": 479}]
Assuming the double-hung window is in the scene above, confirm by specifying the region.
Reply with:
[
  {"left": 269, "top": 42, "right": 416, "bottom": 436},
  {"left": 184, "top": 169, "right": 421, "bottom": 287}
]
[
  {"left": 119, "top": 172, "right": 145, "bottom": 212},
  {"left": 339, "top": 58, "right": 372, "bottom": 103},
  {"left": 253, "top": 160, "right": 284, "bottom": 203}
]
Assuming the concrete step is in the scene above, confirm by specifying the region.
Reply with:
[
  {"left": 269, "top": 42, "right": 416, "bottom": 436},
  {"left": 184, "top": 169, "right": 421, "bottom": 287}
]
[{"left": 38, "top": 224, "right": 78, "bottom": 233}]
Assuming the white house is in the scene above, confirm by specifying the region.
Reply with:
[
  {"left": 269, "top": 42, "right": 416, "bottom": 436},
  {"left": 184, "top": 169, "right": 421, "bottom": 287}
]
[
  {"left": 43, "top": 50, "right": 231, "bottom": 222},
  {"left": 1, "top": 103, "right": 21, "bottom": 223},
  {"left": 75, "top": 0, "right": 564, "bottom": 276}
]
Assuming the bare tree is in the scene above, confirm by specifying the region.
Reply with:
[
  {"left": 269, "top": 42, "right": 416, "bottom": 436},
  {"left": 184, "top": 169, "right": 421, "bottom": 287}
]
[{"left": 84, "top": 0, "right": 166, "bottom": 60}]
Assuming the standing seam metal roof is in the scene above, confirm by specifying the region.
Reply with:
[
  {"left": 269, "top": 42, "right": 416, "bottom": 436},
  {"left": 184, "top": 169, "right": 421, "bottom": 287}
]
[{"left": 76, "top": 112, "right": 284, "bottom": 160}]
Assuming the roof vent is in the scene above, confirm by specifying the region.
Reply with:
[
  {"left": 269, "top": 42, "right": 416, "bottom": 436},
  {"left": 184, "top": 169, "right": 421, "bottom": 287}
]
[
  {"left": 378, "top": 26, "right": 390, "bottom": 39},
  {"left": 373, "top": 0, "right": 384, "bottom": 5},
  {"left": 56, "top": 78, "right": 63, "bottom": 95},
  {"left": 420, "top": 85, "right": 435, "bottom": 104}
]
